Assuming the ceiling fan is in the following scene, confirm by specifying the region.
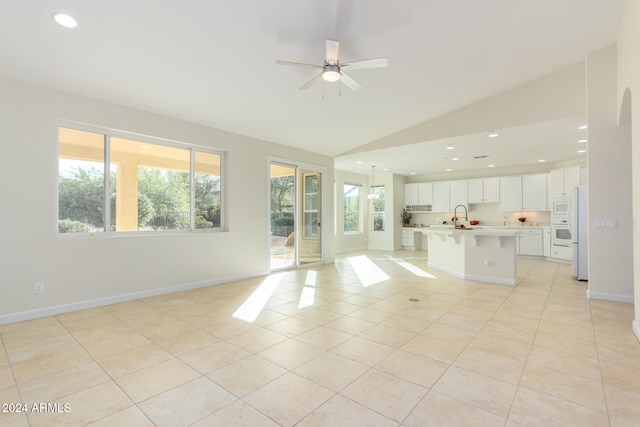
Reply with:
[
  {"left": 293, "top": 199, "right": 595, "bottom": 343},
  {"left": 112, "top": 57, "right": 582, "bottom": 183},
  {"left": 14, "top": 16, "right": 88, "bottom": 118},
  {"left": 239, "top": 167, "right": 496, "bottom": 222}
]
[{"left": 276, "top": 39, "right": 388, "bottom": 91}]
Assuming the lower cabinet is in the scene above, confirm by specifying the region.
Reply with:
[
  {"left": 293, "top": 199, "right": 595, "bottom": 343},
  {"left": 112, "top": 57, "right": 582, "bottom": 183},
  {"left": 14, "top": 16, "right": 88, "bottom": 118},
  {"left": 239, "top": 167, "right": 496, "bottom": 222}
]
[
  {"left": 402, "top": 229, "right": 422, "bottom": 250},
  {"left": 543, "top": 228, "right": 551, "bottom": 257},
  {"left": 519, "top": 228, "right": 543, "bottom": 256}
]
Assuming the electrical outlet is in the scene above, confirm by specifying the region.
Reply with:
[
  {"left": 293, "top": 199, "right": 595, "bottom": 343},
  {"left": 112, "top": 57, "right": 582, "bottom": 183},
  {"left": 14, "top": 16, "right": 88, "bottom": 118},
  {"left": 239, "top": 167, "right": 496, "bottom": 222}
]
[{"left": 34, "top": 282, "right": 44, "bottom": 294}]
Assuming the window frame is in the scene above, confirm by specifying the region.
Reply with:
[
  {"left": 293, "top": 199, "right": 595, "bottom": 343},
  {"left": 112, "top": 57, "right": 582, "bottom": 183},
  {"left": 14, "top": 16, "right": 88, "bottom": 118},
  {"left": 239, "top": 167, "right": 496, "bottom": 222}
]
[
  {"left": 343, "top": 182, "right": 363, "bottom": 234},
  {"left": 371, "top": 185, "right": 385, "bottom": 232},
  {"left": 56, "top": 121, "right": 224, "bottom": 236}
]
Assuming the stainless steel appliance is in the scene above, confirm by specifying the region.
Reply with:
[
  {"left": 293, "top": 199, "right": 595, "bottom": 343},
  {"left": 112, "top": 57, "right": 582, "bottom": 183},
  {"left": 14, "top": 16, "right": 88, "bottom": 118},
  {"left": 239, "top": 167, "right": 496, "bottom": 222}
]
[{"left": 571, "top": 186, "right": 588, "bottom": 280}]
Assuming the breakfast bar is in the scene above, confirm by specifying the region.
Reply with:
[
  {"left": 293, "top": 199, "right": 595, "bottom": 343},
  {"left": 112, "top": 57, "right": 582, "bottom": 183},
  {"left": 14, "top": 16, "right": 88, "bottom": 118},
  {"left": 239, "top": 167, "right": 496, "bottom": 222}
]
[{"left": 420, "top": 227, "right": 521, "bottom": 285}]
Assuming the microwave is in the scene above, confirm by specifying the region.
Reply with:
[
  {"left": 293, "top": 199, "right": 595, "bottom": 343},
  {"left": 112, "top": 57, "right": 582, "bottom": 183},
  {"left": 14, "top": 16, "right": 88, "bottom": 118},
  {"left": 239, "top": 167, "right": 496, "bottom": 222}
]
[{"left": 552, "top": 197, "right": 572, "bottom": 217}]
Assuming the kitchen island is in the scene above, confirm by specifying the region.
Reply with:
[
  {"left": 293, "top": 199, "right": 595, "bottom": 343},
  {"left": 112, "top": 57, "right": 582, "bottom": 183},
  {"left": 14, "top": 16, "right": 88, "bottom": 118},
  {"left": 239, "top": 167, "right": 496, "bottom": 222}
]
[{"left": 420, "top": 227, "right": 521, "bottom": 285}]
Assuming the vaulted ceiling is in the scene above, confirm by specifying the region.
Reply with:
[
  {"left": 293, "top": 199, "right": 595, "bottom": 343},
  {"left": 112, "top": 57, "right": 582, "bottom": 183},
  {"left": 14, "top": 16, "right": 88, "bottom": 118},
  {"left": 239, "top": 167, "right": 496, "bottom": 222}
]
[{"left": 0, "top": 1, "right": 625, "bottom": 174}]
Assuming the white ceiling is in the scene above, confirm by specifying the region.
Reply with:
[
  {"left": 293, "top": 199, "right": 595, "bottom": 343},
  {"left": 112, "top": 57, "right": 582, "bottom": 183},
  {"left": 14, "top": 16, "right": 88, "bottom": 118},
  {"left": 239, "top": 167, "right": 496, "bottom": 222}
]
[{"left": 0, "top": 1, "right": 625, "bottom": 175}]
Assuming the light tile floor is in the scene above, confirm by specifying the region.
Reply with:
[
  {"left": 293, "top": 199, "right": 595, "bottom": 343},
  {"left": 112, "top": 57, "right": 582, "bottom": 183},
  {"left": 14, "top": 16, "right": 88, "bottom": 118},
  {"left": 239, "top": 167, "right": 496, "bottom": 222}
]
[{"left": 1, "top": 250, "right": 639, "bottom": 426}]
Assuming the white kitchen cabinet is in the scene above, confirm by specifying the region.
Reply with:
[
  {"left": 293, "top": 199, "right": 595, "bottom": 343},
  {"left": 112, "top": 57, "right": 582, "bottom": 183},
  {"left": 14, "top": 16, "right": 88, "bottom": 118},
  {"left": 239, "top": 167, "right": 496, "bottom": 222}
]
[
  {"left": 402, "top": 228, "right": 422, "bottom": 250},
  {"left": 404, "top": 183, "right": 419, "bottom": 206},
  {"left": 543, "top": 228, "right": 551, "bottom": 257},
  {"left": 432, "top": 181, "right": 450, "bottom": 212},
  {"left": 500, "top": 174, "right": 547, "bottom": 211},
  {"left": 522, "top": 173, "right": 548, "bottom": 211},
  {"left": 404, "top": 182, "right": 433, "bottom": 210},
  {"left": 500, "top": 176, "right": 522, "bottom": 211},
  {"left": 418, "top": 182, "right": 433, "bottom": 205},
  {"left": 468, "top": 177, "right": 499, "bottom": 203},
  {"left": 519, "top": 228, "right": 543, "bottom": 256},
  {"left": 549, "top": 166, "right": 582, "bottom": 198},
  {"left": 449, "top": 180, "right": 468, "bottom": 210}
]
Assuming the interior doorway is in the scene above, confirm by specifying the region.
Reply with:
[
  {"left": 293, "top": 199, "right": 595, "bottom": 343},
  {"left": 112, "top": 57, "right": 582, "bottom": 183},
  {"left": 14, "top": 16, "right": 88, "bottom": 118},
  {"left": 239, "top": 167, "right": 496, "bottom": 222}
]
[{"left": 268, "top": 161, "right": 324, "bottom": 271}]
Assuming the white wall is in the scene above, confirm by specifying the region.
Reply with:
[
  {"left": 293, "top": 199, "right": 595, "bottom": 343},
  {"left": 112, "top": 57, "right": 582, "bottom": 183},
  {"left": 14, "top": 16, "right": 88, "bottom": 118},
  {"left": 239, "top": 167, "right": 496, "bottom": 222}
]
[
  {"left": 617, "top": 0, "right": 640, "bottom": 339},
  {"left": 586, "top": 45, "right": 634, "bottom": 303},
  {"left": 0, "top": 76, "right": 334, "bottom": 324}
]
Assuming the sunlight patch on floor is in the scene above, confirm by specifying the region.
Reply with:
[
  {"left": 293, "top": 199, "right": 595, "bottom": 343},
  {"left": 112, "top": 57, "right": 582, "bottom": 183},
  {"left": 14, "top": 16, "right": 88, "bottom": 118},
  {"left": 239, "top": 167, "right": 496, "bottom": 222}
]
[
  {"left": 298, "top": 270, "right": 317, "bottom": 308},
  {"left": 347, "top": 255, "right": 390, "bottom": 287},
  {"left": 392, "top": 258, "right": 437, "bottom": 278},
  {"left": 232, "top": 272, "right": 285, "bottom": 322}
]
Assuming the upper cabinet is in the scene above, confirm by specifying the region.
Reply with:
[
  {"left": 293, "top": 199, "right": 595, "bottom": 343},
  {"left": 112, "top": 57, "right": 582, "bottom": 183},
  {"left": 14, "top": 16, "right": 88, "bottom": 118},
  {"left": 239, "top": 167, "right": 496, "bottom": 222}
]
[
  {"left": 449, "top": 180, "right": 468, "bottom": 211},
  {"left": 549, "top": 166, "right": 582, "bottom": 198},
  {"left": 405, "top": 169, "right": 564, "bottom": 214},
  {"left": 500, "top": 174, "right": 547, "bottom": 211},
  {"left": 432, "top": 181, "right": 450, "bottom": 212},
  {"left": 467, "top": 177, "right": 499, "bottom": 204},
  {"left": 500, "top": 176, "right": 523, "bottom": 211},
  {"left": 404, "top": 182, "right": 433, "bottom": 211},
  {"left": 418, "top": 182, "right": 433, "bottom": 205},
  {"left": 522, "top": 173, "right": 548, "bottom": 211},
  {"left": 404, "top": 183, "right": 419, "bottom": 206}
]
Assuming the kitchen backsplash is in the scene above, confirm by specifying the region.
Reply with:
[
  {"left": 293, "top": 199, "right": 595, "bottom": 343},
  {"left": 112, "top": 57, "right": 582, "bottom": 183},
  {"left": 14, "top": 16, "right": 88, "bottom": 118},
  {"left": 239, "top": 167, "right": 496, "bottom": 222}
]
[{"left": 408, "top": 203, "right": 551, "bottom": 227}]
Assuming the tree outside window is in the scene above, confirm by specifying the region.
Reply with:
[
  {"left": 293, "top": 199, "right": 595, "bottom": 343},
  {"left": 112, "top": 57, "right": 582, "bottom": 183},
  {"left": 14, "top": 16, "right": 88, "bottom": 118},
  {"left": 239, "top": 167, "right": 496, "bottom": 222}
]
[
  {"left": 344, "top": 183, "right": 362, "bottom": 233},
  {"left": 372, "top": 185, "right": 385, "bottom": 231},
  {"left": 57, "top": 126, "right": 222, "bottom": 234}
]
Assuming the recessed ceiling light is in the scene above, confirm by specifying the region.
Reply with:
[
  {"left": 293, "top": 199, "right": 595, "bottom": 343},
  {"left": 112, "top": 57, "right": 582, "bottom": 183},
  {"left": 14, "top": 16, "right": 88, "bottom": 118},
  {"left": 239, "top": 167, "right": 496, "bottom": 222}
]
[
  {"left": 446, "top": 145, "right": 454, "bottom": 150},
  {"left": 577, "top": 149, "right": 587, "bottom": 153},
  {"left": 383, "top": 168, "right": 389, "bottom": 171},
  {"left": 488, "top": 131, "right": 499, "bottom": 138},
  {"left": 488, "top": 164, "right": 495, "bottom": 168},
  {"left": 538, "top": 159, "right": 546, "bottom": 163},
  {"left": 53, "top": 12, "right": 77, "bottom": 28},
  {"left": 578, "top": 139, "right": 587, "bottom": 143},
  {"left": 579, "top": 125, "right": 587, "bottom": 130},
  {"left": 356, "top": 161, "right": 363, "bottom": 164},
  {"left": 446, "top": 168, "right": 452, "bottom": 172},
  {"left": 452, "top": 157, "right": 459, "bottom": 161},
  {"left": 410, "top": 172, "right": 416, "bottom": 175}
]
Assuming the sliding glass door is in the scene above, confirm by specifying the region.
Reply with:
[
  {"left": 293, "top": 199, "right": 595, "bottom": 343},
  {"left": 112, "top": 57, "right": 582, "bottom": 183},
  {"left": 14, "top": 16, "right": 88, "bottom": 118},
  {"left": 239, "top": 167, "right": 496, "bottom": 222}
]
[
  {"left": 269, "top": 161, "right": 323, "bottom": 271},
  {"left": 300, "top": 169, "right": 322, "bottom": 266},
  {"left": 269, "top": 163, "right": 296, "bottom": 270}
]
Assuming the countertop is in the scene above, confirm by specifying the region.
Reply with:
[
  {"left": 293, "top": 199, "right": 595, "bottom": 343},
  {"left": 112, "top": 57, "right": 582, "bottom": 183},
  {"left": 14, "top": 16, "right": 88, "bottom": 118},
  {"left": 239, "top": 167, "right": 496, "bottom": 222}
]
[
  {"left": 404, "top": 225, "right": 549, "bottom": 230},
  {"left": 419, "top": 227, "right": 521, "bottom": 236}
]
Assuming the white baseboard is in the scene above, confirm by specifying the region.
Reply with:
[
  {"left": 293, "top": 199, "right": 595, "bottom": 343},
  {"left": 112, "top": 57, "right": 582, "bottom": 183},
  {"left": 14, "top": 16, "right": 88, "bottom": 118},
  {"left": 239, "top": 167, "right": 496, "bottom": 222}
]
[
  {"left": 427, "top": 262, "right": 516, "bottom": 286},
  {"left": 367, "top": 246, "right": 396, "bottom": 252},
  {"left": 586, "top": 290, "right": 635, "bottom": 304},
  {"left": 633, "top": 320, "right": 640, "bottom": 344},
  {"left": 0, "top": 271, "right": 269, "bottom": 326},
  {"left": 464, "top": 273, "right": 517, "bottom": 286},
  {"left": 334, "top": 246, "right": 369, "bottom": 254}
]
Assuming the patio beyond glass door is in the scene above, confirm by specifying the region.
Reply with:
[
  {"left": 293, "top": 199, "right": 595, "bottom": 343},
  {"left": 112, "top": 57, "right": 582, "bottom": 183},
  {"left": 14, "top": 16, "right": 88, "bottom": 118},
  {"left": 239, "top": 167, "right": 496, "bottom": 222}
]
[
  {"left": 300, "top": 169, "right": 322, "bottom": 266},
  {"left": 269, "top": 163, "right": 296, "bottom": 270},
  {"left": 269, "top": 162, "right": 323, "bottom": 271}
]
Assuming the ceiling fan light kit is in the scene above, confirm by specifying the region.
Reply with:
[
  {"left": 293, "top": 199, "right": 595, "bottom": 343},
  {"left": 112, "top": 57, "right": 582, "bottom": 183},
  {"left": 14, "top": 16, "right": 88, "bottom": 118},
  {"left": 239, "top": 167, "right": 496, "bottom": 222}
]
[
  {"left": 322, "top": 64, "right": 341, "bottom": 82},
  {"left": 277, "top": 39, "right": 388, "bottom": 92}
]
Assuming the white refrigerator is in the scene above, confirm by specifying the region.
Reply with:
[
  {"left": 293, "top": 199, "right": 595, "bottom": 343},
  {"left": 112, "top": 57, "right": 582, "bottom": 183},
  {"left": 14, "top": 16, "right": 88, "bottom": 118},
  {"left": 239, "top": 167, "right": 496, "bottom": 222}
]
[{"left": 571, "top": 186, "right": 588, "bottom": 280}]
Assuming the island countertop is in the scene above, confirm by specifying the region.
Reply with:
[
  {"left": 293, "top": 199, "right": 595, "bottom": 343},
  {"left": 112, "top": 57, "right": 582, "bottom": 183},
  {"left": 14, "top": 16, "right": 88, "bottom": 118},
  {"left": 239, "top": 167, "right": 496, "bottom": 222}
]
[{"left": 417, "top": 227, "right": 521, "bottom": 237}]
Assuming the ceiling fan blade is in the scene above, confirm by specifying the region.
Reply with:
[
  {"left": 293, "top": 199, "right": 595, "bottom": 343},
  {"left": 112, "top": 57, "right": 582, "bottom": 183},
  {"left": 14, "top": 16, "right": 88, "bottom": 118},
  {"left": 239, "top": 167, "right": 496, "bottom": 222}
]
[
  {"left": 299, "top": 72, "right": 322, "bottom": 90},
  {"left": 341, "top": 57, "right": 388, "bottom": 71},
  {"left": 326, "top": 39, "right": 340, "bottom": 63},
  {"left": 276, "top": 60, "right": 322, "bottom": 69},
  {"left": 339, "top": 72, "right": 362, "bottom": 91}
]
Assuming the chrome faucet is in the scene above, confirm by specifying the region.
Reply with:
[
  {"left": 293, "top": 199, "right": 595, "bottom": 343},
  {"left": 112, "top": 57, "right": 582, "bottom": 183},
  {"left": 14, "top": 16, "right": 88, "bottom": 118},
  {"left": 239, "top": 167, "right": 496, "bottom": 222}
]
[{"left": 453, "top": 204, "right": 468, "bottom": 228}]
